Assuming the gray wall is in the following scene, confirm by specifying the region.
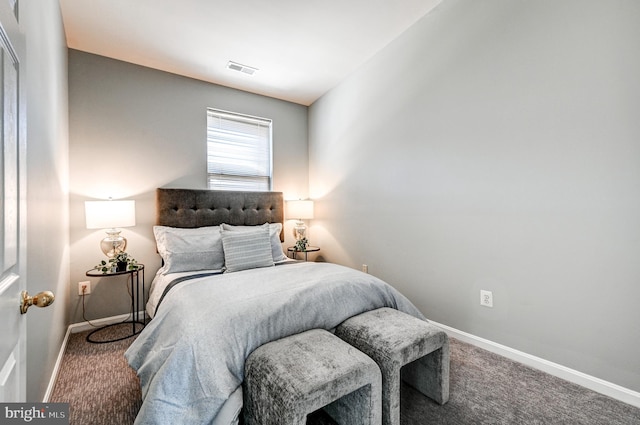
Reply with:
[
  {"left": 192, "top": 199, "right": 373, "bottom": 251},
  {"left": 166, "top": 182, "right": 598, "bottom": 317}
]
[
  {"left": 68, "top": 51, "right": 309, "bottom": 323},
  {"left": 309, "top": 0, "right": 640, "bottom": 392},
  {"left": 24, "top": 3, "right": 70, "bottom": 400}
]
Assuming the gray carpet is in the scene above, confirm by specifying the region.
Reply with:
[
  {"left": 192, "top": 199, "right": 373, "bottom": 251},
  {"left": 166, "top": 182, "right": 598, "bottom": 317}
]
[
  {"left": 50, "top": 324, "right": 640, "bottom": 424},
  {"left": 50, "top": 323, "right": 142, "bottom": 425}
]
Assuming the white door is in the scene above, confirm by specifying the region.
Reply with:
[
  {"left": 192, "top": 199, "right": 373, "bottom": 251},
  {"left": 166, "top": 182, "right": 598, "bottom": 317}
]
[{"left": 0, "top": 1, "right": 27, "bottom": 402}]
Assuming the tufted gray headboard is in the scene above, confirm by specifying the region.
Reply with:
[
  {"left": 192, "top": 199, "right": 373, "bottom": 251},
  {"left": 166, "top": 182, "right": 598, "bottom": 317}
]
[{"left": 156, "top": 188, "right": 285, "bottom": 241}]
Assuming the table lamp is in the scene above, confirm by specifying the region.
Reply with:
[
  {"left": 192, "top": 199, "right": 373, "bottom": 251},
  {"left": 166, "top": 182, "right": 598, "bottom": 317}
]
[
  {"left": 286, "top": 199, "right": 314, "bottom": 241},
  {"left": 85, "top": 199, "right": 136, "bottom": 258}
]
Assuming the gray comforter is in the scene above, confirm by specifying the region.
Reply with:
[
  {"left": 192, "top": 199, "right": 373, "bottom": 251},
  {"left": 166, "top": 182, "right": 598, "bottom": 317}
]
[{"left": 125, "top": 262, "right": 424, "bottom": 424}]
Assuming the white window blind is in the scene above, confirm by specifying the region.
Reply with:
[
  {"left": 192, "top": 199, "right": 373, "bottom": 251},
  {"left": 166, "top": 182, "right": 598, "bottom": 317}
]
[{"left": 207, "top": 108, "right": 272, "bottom": 191}]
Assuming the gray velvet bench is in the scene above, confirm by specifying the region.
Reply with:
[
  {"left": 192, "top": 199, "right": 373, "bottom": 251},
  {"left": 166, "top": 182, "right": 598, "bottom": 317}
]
[
  {"left": 243, "top": 328, "right": 382, "bottom": 425},
  {"left": 334, "top": 308, "right": 450, "bottom": 425}
]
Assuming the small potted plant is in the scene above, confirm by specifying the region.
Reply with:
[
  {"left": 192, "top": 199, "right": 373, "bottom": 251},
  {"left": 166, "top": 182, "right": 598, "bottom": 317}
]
[
  {"left": 294, "top": 237, "right": 309, "bottom": 252},
  {"left": 95, "top": 252, "right": 138, "bottom": 273}
]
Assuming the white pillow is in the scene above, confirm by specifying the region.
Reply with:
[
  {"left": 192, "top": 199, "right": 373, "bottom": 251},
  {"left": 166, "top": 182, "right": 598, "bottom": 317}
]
[
  {"left": 220, "top": 224, "right": 274, "bottom": 273},
  {"left": 153, "top": 226, "right": 224, "bottom": 274},
  {"left": 220, "top": 222, "right": 287, "bottom": 262}
]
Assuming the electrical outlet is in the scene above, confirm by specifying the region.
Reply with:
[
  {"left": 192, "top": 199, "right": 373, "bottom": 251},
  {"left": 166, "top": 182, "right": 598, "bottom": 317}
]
[
  {"left": 78, "top": 281, "right": 91, "bottom": 296},
  {"left": 362, "top": 264, "right": 368, "bottom": 273},
  {"left": 480, "top": 290, "right": 493, "bottom": 307}
]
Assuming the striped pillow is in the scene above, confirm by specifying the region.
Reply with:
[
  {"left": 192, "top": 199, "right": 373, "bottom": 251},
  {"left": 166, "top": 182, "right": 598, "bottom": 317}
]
[
  {"left": 221, "top": 224, "right": 274, "bottom": 273},
  {"left": 220, "top": 222, "right": 287, "bottom": 262}
]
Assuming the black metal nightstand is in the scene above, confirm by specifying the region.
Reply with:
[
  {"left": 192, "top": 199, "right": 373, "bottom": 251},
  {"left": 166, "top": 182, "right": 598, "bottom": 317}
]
[
  {"left": 287, "top": 246, "right": 320, "bottom": 261},
  {"left": 84, "top": 265, "right": 145, "bottom": 343}
]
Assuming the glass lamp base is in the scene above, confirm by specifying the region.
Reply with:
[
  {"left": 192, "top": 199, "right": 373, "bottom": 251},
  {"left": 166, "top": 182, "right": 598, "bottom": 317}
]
[
  {"left": 100, "top": 229, "right": 127, "bottom": 258},
  {"left": 293, "top": 220, "right": 307, "bottom": 241}
]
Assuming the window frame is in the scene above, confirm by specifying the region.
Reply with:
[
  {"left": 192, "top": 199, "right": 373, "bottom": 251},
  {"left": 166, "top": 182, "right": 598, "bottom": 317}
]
[{"left": 206, "top": 108, "right": 273, "bottom": 192}]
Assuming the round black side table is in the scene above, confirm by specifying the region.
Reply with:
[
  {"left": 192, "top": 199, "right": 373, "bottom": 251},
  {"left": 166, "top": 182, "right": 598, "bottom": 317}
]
[{"left": 84, "top": 265, "right": 145, "bottom": 343}]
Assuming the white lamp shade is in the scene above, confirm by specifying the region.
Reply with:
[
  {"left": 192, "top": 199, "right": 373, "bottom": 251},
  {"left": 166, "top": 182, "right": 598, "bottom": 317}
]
[
  {"left": 85, "top": 200, "right": 136, "bottom": 229},
  {"left": 286, "top": 200, "right": 314, "bottom": 220}
]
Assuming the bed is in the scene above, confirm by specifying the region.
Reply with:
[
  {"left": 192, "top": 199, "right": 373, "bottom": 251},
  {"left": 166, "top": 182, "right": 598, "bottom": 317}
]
[{"left": 125, "top": 188, "right": 425, "bottom": 425}]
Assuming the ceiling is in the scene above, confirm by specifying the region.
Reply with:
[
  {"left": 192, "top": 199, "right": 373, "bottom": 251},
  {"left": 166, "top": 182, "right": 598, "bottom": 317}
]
[{"left": 59, "top": 0, "right": 442, "bottom": 106}]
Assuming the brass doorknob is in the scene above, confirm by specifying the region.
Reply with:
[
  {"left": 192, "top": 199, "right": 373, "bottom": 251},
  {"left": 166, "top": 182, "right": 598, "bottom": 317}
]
[{"left": 20, "top": 290, "right": 55, "bottom": 314}]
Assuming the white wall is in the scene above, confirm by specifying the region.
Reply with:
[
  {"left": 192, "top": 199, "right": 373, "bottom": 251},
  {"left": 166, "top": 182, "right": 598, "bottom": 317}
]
[
  {"left": 309, "top": 0, "right": 640, "bottom": 392},
  {"left": 23, "top": 2, "right": 70, "bottom": 400},
  {"left": 68, "top": 51, "right": 309, "bottom": 323}
]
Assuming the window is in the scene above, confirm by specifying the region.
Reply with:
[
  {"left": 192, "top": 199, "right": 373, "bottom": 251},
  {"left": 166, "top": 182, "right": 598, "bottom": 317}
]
[{"left": 207, "top": 108, "right": 272, "bottom": 191}]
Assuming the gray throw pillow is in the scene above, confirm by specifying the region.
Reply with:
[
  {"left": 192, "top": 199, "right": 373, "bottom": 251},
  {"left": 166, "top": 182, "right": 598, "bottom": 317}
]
[
  {"left": 220, "top": 222, "right": 287, "bottom": 262},
  {"left": 221, "top": 224, "right": 274, "bottom": 273},
  {"left": 153, "top": 225, "right": 224, "bottom": 274}
]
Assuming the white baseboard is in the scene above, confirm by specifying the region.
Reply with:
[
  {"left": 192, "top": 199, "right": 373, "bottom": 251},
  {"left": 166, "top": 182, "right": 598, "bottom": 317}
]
[
  {"left": 67, "top": 311, "right": 144, "bottom": 334},
  {"left": 42, "top": 312, "right": 145, "bottom": 402},
  {"left": 42, "top": 326, "right": 72, "bottom": 402},
  {"left": 430, "top": 320, "right": 640, "bottom": 409}
]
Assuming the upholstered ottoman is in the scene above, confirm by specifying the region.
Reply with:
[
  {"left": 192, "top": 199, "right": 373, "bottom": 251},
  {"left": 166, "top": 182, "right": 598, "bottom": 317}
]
[
  {"left": 243, "top": 329, "right": 382, "bottom": 425},
  {"left": 335, "top": 308, "right": 449, "bottom": 425}
]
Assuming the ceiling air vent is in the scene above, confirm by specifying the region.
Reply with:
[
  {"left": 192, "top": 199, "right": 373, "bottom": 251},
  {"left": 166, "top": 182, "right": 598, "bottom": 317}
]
[{"left": 226, "top": 61, "right": 258, "bottom": 76}]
